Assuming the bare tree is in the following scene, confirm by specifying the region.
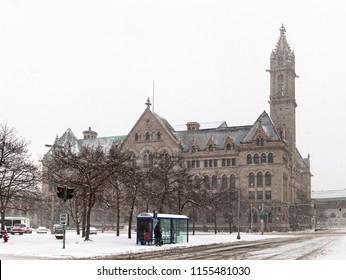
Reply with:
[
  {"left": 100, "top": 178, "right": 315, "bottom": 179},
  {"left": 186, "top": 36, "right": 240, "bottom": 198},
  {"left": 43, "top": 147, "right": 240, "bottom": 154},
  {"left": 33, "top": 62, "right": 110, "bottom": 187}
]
[
  {"left": 289, "top": 189, "right": 313, "bottom": 230},
  {"left": 147, "top": 153, "right": 193, "bottom": 214},
  {"left": 0, "top": 122, "right": 41, "bottom": 229}
]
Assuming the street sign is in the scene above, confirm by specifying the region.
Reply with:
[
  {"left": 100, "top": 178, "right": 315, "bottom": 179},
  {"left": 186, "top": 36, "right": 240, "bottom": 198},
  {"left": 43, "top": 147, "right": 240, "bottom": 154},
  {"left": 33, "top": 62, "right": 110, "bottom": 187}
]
[
  {"left": 60, "top": 213, "right": 68, "bottom": 225},
  {"left": 259, "top": 211, "right": 268, "bottom": 215}
]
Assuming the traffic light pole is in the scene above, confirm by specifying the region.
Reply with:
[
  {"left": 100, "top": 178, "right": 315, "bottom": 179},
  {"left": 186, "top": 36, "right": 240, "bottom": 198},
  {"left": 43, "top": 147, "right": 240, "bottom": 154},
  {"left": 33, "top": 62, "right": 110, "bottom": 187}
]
[
  {"left": 63, "top": 197, "right": 66, "bottom": 249},
  {"left": 56, "top": 185, "right": 73, "bottom": 249}
]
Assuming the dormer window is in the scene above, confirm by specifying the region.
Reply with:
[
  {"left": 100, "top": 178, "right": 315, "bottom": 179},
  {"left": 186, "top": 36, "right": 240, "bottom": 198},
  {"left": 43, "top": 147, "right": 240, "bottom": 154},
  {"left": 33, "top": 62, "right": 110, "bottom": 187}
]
[
  {"left": 208, "top": 144, "right": 214, "bottom": 152},
  {"left": 191, "top": 145, "right": 196, "bottom": 153}
]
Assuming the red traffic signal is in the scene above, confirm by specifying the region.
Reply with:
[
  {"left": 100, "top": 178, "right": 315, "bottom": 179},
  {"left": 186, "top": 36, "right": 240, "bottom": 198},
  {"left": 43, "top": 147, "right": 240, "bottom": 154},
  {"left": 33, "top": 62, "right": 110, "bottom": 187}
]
[
  {"left": 57, "top": 187, "right": 65, "bottom": 199},
  {"left": 56, "top": 187, "right": 74, "bottom": 201}
]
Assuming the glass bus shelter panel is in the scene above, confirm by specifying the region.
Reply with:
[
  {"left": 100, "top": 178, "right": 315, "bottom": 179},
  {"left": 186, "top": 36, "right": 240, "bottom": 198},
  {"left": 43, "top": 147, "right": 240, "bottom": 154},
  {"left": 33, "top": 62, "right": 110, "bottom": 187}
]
[
  {"left": 158, "top": 218, "right": 171, "bottom": 245},
  {"left": 172, "top": 219, "right": 188, "bottom": 243}
]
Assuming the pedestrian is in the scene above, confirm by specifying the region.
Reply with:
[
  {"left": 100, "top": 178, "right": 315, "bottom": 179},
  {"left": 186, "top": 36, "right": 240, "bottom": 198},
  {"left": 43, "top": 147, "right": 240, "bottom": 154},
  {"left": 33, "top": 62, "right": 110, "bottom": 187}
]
[{"left": 154, "top": 223, "right": 162, "bottom": 246}]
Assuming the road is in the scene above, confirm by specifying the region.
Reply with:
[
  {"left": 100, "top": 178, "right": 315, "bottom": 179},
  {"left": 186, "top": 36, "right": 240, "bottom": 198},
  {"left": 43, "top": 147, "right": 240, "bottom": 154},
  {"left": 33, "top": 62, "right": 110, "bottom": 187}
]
[{"left": 94, "top": 231, "right": 340, "bottom": 260}]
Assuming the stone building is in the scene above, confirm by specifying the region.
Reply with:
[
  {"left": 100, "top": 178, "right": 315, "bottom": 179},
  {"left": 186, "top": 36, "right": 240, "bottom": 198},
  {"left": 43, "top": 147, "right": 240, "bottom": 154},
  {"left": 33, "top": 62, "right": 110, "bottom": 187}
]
[
  {"left": 43, "top": 25, "right": 312, "bottom": 231},
  {"left": 312, "top": 190, "right": 346, "bottom": 229}
]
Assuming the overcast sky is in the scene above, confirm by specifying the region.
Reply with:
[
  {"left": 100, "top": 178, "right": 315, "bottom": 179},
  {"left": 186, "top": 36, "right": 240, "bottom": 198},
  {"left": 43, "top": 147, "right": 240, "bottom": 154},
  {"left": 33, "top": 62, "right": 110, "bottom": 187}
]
[{"left": 1, "top": 0, "right": 346, "bottom": 191}]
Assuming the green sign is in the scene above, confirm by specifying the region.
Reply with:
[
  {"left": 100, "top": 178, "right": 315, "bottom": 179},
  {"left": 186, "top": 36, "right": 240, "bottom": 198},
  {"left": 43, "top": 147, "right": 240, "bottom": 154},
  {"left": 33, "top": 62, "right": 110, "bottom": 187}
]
[{"left": 259, "top": 211, "right": 268, "bottom": 215}]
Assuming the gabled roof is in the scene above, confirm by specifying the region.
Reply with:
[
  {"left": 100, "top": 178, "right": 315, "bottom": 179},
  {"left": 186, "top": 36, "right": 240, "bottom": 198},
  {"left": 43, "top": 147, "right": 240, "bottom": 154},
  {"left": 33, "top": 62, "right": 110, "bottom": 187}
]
[
  {"left": 173, "top": 125, "right": 251, "bottom": 152},
  {"left": 153, "top": 112, "right": 175, "bottom": 133},
  {"left": 242, "top": 111, "right": 281, "bottom": 143},
  {"left": 172, "top": 121, "right": 228, "bottom": 131},
  {"left": 53, "top": 129, "right": 125, "bottom": 155}
]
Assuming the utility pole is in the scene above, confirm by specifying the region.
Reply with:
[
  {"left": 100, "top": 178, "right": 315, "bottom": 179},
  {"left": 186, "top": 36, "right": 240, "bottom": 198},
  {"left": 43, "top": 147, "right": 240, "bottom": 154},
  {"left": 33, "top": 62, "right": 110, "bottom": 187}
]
[
  {"left": 237, "top": 188, "right": 241, "bottom": 240},
  {"left": 260, "top": 203, "right": 266, "bottom": 235}
]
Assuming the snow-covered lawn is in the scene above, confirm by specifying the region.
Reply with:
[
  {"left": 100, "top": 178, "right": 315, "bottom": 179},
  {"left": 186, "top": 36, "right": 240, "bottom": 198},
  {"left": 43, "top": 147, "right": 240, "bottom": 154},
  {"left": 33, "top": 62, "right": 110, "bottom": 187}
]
[
  {"left": 1, "top": 229, "right": 346, "bottom": 259},
  {"left": 2, "top": 229, "right": 346, "bottom": 280},
  {"left": 0, "top": 229, "right": 286, "bottom": 259}
]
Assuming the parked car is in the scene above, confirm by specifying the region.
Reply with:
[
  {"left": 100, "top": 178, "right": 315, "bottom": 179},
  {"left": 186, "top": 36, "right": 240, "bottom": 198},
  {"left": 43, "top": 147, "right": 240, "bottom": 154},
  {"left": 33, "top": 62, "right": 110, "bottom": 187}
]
[
  {"left": 37, "top": 226, "right": 48, "bottom": 234},
  {"left": 10, "top": 223, "right": 26, "bottom": 235},
  {"left": 24, "top": 227, "right": 32, "bottom": 234},
  {"left": 54, "top": 226, "right": 64, "bottom": 239},
  {"left": 89, "top": 227, "right": 97, "bottom": 235}
]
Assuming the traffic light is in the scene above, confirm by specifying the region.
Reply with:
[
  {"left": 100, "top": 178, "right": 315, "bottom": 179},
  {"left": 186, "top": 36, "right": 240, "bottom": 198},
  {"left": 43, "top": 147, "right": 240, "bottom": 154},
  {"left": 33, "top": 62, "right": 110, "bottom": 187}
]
[
  {"left": 66, "top": 188, "right": 74, "bottom": 200},
  {"left": 56, "top": 186, "right": 74, "bottom": 201},
  {"left": 57, "top": 186, "right": 65, "bottom": 199}
]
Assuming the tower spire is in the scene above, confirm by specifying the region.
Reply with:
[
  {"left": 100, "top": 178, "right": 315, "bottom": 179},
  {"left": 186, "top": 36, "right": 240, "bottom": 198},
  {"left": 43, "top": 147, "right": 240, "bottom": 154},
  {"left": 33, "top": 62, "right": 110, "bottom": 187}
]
[{"left": 275, "top": 23, "right": 291, "bottom": 53}]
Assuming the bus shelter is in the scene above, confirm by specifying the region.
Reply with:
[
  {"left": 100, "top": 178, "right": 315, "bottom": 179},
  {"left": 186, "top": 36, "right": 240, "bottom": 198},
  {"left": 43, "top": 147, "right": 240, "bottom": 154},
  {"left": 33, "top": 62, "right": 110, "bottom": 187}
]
[{"left": 136, "top": 212, "right": 189, "bottom": 245}]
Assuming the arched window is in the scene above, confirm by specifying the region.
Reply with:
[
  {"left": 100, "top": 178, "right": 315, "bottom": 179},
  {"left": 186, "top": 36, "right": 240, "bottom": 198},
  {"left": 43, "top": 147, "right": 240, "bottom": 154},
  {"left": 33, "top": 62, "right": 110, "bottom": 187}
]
[
  {"left": 261, "top": 153, "right": 267, "bottom": 163},
  {"left": 211, "top": 175, "right": 217, "bottom": 187},
  {"left": 278, "top": 56, "right": 284, "bottom": 66},
  {"left": 226, "top": 143, "right": 232, "bottom": 151},
  {"left": 157, "top": 131, "right": 161, "bottom": 141},
  {"left": 135, "top": 133, "right": 139, "bottom": 142},
  {"left": 191, "top": 145, "right": 196, "bottom": 153},
  {"left": 249, "top": 172, "right": 255, "bottom": 187},
  {"left": 278, "top": 74, "right": 284, "bottom": 96},
  {"left": 254, "top": 154, "right": 259, "bottom": 164},
  {"left": 265, "top": 172, "right": 272, "bottom": 186},
  {"left": 160, "top": 151, "right": 169, "bottom": 167},
  {"left": 143, "top": 152, "right": 153, "bottom": 168},
  {"left": 230, "top": 174, "right": 236, "bottom": 189},
  {"left": 208, "top": 144, "right": 213, "bottom": 152},
  {"left": 268, "top": 153, "right": 274, "bottom": 163},
  {"left": 257, "top": 172, "right": 263, "bottom": 187},
  {"left": 203, "top": 175, "right": 210, "bottom": 188},
  {"left": 143, "top": 154, "right": 149, "bottom": 168},
  {"left": 128, "top": 153, "right": 136, "bottom": 168},
  {"left": 247, "top": 154, "right": 252, "bottom": 164},
  {"left": 222, "top": 175, "right": 228, "bottom": 188},
  {"left": 145, "top": 131, "right": 150, "bottom": 141},
  {"left": 256, "top": 136, "right": 264, "bottom": 146},
  {"left": 330, "top": 213, "right": 336, "bottom": 218}
]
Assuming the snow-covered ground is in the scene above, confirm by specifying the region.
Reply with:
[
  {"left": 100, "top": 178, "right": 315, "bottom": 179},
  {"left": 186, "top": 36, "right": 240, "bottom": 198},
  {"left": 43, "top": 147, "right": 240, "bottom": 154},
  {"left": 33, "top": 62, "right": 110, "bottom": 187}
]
[
  {"left": 1, "top": 229, "right": 346, "bottom": 259},
  {"left": 2, "top": 229, "right": 346, "bottom": 280}
]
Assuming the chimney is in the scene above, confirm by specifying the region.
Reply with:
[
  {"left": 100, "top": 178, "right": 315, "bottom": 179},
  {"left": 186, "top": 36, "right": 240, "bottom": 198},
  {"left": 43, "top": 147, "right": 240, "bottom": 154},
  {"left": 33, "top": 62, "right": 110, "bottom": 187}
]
[{"left": 186, "top": 122, "right": 200, "bottom": 131}]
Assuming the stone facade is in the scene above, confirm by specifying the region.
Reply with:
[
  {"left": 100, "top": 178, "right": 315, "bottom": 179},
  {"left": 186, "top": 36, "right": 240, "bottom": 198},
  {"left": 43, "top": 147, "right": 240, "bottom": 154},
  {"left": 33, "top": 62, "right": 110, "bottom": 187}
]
[
  {"left": 312, "top": 190, "right": 346, "bottom": 229},
  {"left": 44, "top": 25, "right": 312, "bottom": 231}
]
